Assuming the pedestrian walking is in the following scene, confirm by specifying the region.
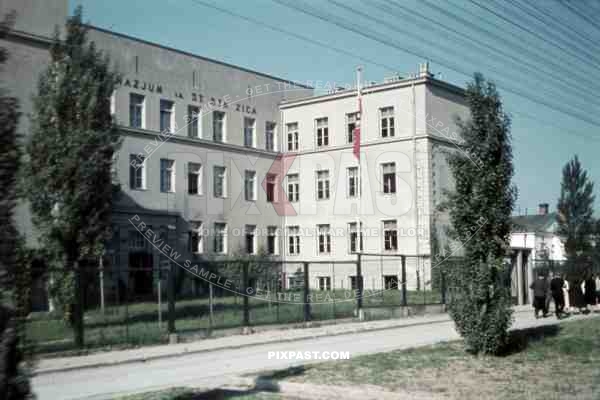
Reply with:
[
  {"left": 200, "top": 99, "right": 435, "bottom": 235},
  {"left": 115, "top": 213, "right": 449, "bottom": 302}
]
[
  {"left": 562, "top": 275, "right": 570, "bottom": 313},
  {"left": 572, "top": 278, "right": 587, "bottom": 314},
  {"left": 595, "top": 273, "right": 600, "bottom": 311},
  {"left": 584, "top": 272, "right": 597, "bottom": 311},
  {"left": 530, "top": 274, "right": 549, "bottom": 318},
  {"left": 550, "top": 272, "right": 565, "bottom": 318}
]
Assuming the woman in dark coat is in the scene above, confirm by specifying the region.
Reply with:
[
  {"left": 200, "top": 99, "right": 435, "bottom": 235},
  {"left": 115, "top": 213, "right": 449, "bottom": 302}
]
[
  {"left": 584, "top": 273, "right": 597, "bottom": 308},
  {"left": 571, "top": 278, "right": 587, "bottom": 313}
]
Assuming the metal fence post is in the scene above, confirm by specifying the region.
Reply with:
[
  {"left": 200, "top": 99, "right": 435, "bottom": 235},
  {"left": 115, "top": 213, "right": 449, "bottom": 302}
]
[
  {"left": 167, "top": 263, "right": 176, "bottom": 335},
  {"left": 401, "top": 255, "right": 407, "bottom": 306},
  {"left": 209, "top": 282, "right": 214, "bottom": 330},
  {"left": 243, "top": 261, "right": 250, "bottom": 327},
  {"left": 356, "top": 253, "right": 363, "bottom": 316},
  {"left": 75, "top": 265, "right": 84, "bottom": 348},
  {"left": 441, "top": 268, "right": 447, "bottom": 305},
  {"left": 303, "top": 262, "right": 311, "bottom": 322}
]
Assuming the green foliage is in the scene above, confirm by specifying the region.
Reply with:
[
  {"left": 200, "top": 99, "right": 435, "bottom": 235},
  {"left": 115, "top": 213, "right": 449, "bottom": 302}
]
[
  {"left": 21, "top": 7, "right": 121, "bottom": 343},
  {"left": 444, "top": 73, "right": 516, "bottom": 355},
  {"left": 0, "top": 10, "right": 32, "bottom": 398},
  {"left": 556, "top": 155, "right": 596, "bottom": 278}
]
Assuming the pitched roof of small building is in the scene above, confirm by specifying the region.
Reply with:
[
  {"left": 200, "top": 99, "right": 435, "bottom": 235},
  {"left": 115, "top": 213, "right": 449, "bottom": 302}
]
[{"left": 511, "top": 212, "right": 558, "bottom": 233}]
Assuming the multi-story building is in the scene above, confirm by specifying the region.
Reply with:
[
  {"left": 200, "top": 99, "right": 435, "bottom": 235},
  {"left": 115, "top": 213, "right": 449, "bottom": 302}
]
[
  {"left": 2, "top": 0, "right": 312, "bottom": 303},
  {"left": 3, "top": 0, "right": 470, "bottom": 306},
  {"left": 279, "top": 65, "right": 468, "bottom": 291}
]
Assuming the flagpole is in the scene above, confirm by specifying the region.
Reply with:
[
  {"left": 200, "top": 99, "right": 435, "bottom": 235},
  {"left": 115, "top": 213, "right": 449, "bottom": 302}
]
[{"left": 356, "top": 66, "right": 362, "bottom": 253}]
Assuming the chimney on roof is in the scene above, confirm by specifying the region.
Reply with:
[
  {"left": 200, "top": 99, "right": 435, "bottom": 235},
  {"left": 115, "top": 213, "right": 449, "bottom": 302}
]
[
  {"left": 418, "top": 61, "right": 432, "bottom": 78},
  {"left": 538, "top": 203, "right": 549, "bottom": 216}
]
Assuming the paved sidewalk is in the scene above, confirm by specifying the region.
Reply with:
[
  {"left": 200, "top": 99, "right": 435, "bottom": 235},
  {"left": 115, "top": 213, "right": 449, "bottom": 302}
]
[{"left": 35, "top": 305, "right": 533, "bottom": 375}]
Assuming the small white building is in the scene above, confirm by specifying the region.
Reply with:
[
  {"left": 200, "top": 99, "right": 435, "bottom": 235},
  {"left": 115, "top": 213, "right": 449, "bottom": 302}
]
[{"left": 509, "top": 203, "right": 565, "bottom": 305}]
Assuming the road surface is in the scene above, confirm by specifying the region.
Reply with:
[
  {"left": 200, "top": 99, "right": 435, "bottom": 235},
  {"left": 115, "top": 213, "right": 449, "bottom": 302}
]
[{"left": 33, "top": 311, "right": 598, "bottom": 400}]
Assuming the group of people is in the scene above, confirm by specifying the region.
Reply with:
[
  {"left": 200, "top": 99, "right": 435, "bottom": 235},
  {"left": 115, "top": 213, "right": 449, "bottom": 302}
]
[{"left": 530, "top": 271, "right": 600, "bottom": 319}]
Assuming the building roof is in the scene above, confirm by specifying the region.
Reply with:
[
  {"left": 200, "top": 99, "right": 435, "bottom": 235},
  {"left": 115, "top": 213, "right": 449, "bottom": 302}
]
[
  {"left": 511, "top": 212, "right": 558, "bottom": 233},
  {"left": 86, "top": 25, "right": 313, "bottom": 90}
]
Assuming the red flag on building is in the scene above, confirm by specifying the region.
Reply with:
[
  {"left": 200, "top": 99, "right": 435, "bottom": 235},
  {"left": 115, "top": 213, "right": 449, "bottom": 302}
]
[{"left": 353, "top": 96, "right": 361, "bottom": 159}]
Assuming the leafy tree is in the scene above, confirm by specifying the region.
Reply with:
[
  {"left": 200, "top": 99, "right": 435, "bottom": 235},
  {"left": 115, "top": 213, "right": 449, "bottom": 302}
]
[
  {"left": 22, "top": 7, "right": 121, "bottom": 347},
  {"left": 443, "top": 73, "right": 516, "bottom": 355},
  {"left": 556, "top": 155, "right": 595, "bottom": 277},
  {"left": 0, "top": 10, "right": 32, "bottom": 399}
]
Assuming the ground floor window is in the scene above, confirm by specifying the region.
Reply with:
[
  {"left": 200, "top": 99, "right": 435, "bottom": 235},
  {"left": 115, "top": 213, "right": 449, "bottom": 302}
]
[
  {"left": 318, "top": 276, "right": 331, "bottom": 291},
  {"left": 384, "top": 275, "right": 399, "bottom": 290}
]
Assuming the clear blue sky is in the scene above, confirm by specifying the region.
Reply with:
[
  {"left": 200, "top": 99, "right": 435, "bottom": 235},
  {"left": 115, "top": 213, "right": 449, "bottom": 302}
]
[{"left": 72, "top": 0, "right": 600, "bottom": 215}]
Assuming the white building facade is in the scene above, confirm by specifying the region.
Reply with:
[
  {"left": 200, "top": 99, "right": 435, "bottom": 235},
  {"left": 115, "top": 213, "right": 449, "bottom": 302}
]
[
  {"left": 510, "top": 203, "right": 566, "bottom": 305},
  {"left": 279, "top": 65, "right": 469, "bottom": 291}
]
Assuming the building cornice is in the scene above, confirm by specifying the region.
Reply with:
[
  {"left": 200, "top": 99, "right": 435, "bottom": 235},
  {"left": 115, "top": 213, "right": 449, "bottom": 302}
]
[
  {"left": 287, "top": 134, "right": 462, "bottom": 157},
  {"left": 3, "top": 29, "right": 53, "bottom": 49},
  {"left": 119, "top": 126, "right": 280, "bottom": 158},
  {"left": 280, "top": 76, "right": 466, "bottom": 109}
]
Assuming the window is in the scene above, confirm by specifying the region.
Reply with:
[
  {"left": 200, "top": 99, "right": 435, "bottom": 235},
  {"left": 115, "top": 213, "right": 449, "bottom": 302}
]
[
  {"left": 129, "top": 155, "right": 146, "bottom": 190},
  {"left": 347, "top": 167, "right": 359, "bottom": 198},
  {"left": 213, "top": 166, "right": 227, "bottom": 198},
  {"left": 382, "top": 163, "right": 396, "bottom": 194},
  {"left": 380, "top": 107, "right": 395, "bottom": 137},
  {"left": 213, "top": 111, "right": 225, "bottom": 142},
  {"left": 244, "top": 170, "right": 256, "bottom": 201},
  {"left": 244, "top": 117, "right": 255, "bottom": 147},
  {"left": 349, "top": 222, "right": 363, "bottom": 253},
  {"left": 318, "top": 276, "right": 331, "bottom": 291},
  {"left": 189, "top": 221, "right": 203, "bottom": 254},
  {"left": 129, "top": 230, "right": 146, "bottom": 249},
  {"left": 316, "top": 170, "right": 330, "bottom": 200},
  {"left": 347, "top": 112, "right": 358, "bottom": 143},
  {"left": 129, "top": 93, "right": 145, "bottom": 129},
  {"left": 265, "top": 121, "right": 276, "bottom": 151},
  {"left": 214, "top": 223, "right": 227, "bottom": 254},
  {"left": 384, "top": 275, "right": 398, "bottom": 290},
  {"left": 267, "top": 226, "right": 278, "bottom": 255},
  {"left": 188, "top": 105, "right": 200, "bottom": 138},
  {"left": 245, "top": 225, "right": 256, "bottom": 255},
  {"left": 287, "top": 174, "right": 299, "bottom": 202},
  {"left": 266, "top": 174, "right": 277, "bottom": 202},
  {"left": 317, "top": 224, "right": 331, "bottom": 254},
  {"left": 287, "top": 122, "right": 299, "bottom": 151},
  {"left": 350, "top": 275, "right": 363, "bottom": 291},
  {"left": 188, "top": 162, "right": 202, "bottom": 195},
  {"left": 160, "top": 100, "right": 174, "bottom": 133},
  {"left": 384, "top": 220, "right": 398, "bottom": 251},
  {"left": 287, "top": 226, "right": 300, "bottom": 255},
  {"left": 316, "top": 117, "right": 329, "bottom": 147},
  {"left": 160, "top": 159, "right": 175, "bottom": 193}
]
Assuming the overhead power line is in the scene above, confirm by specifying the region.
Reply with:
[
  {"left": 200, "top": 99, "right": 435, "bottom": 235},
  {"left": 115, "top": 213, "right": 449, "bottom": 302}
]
[
  {"left": 372, "top": 0, "right": 600, "bottom": 111},
  {"left": 185, "top": 0, "right": 599, "bottom": 141},
  {"left": 508, "top": 0, "right": 600, "bottom": 54},
  {"left": 558, "top": 0, "right": 600, "bottom": 36},
  {"left": 420, "top": 0, "right": 600, "bottom": 96},
  {"left": 271, "top": 0, "right": 600, "bottom": 130},
  {"left": 468, "top": 0, "right": 600, "bottom": 78},
  {"left": 188, "top": 0, "right": 400, "bottom": 75}
]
